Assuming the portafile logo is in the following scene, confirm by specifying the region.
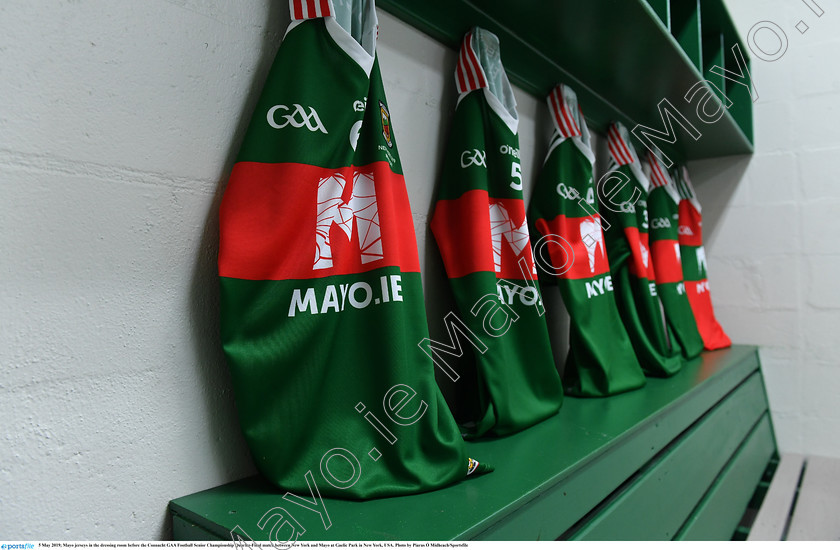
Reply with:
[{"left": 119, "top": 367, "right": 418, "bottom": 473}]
[{"left": 314, "top": 172, "right": 383, "bottom": 269}]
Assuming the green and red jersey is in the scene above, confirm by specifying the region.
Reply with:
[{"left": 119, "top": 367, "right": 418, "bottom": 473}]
[
  {"left": 529, "top": 85, "right": 645, "bottom": 397},
  {"left": 430, "top": 28, "right": 563, "bottom": 437},
  {"left": 218, "top": 0, "right": 487, "bottom": 499},
  {"left": 600, "top": 123, "right": 682, "bottom": 377},
  {"left": 645, "top": 153, "right": 705, "bottom": 359},
  {"left": 674, "top": 166, "right": 732, "bottom": 350}
]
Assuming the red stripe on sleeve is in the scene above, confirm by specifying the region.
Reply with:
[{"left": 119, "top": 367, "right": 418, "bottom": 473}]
[
  {"left": 455, "top": 61, "right": 467, "bottom": 94},
  {"left": 608, "top": 126, "right": 630, "bottom": 165},
  {"left": 559, "top": 87, "right": 581, "bottom": 136},
  {"left": 649, "top": 154, "right": 671, "bottom": 188},
  {"left": 613, "top": 126, "right": 634, "bottom": 165},
  {"left": 617, "top": 131, "right": 635, "bottom": 164},
  {"left": 549, "top": 89, "right": 569, "bottom": 137},
  {"left": 561, "top": 102, "right": 580, "bottom": 137},
  {"left": 459, "top": 39, "right": 477, "bottom": 91},
  {"left": 464, "top": 33, "right": 487, "bottom": 89},
  {"left": 607, "top": 141, "right": 623, "bottom": 165}
]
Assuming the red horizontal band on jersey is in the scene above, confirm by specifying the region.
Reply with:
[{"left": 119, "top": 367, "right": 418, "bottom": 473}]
[
  {"left": 678, "top": 202, "right": 703, "bottom": 247},
  {"left": 533, "top": 214, "right": 611, "bottom": 280},
  {"left": 685, "top": 281, "right": 733, "bottom": 350},
  {"left": 624, "top": 226, "right": 656, "bottom": 281},
  {"left": 432, "top": 190, "right": 537, "bottom": 279},
  {"left": 652, "top": 238, "right": 684, "bottom": 284},
  {"left": 219, "top": 161, "right": 420, "bottom": 281}
]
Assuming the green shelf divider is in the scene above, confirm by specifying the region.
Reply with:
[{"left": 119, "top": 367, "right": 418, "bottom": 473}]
[
  {"left": 376, "top": 0, "right": 753, "bottom": 163},
  {"left": 646, "top": 0, "right": 671, "bottom": 30},
  {"left": 699, "top": 0, "right": 755, "bottom": 143},
  {"left": 724, "top": 51, "right": 754, "bottom": 144},
  {"left": 703, "top": 31, "right": 727, "bottom": 102},
  {"left": 672, "top": 0, "right": 703, "bottom": 72}
]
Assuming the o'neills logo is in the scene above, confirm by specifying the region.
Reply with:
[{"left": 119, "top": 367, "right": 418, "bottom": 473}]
[
  {"left": 489, "top": 201, "right": 536, "bottom": 275},
  {"left": 315, "top": 171, "right": 383, "bottom": 270}
]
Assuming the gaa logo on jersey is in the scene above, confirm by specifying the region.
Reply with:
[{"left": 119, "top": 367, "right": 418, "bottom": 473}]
[
  {"left": 380, "top": 101, "right": 393, "bottom": 148},
  {"left": 266, "top": 103, "right": 327, "bottom": 134},
  {"left": 460, "top": 149, "right": 486, "bottom": 168},
  {"left": 651, "top": 217, "right": 671, "bottom": 229}
]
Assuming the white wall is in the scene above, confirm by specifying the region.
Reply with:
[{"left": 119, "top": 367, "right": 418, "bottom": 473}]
[
  {"left": 689, "top": 0, "right": 840, "bottom": 458},
  {"left": 1, "top": 0, "right": 837, "bottom": 540},
  {"left": 0, "top": 0, "right": 279, "bottom": 539}
]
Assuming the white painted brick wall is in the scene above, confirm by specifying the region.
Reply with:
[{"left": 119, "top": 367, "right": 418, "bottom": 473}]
[
  {"left": 798, "top": 147, "right": 840, "bottom": 200},
  {"left": 703, "top": 0, "right": 840, "bottom": 461},
  {"left": 1, "top": 0, "right": 838, "bottom": 540},
  {"left": 0, "top": 0, "right": 284, "bottom": 539}
]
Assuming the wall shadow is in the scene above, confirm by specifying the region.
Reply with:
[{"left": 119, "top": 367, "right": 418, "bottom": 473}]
[
  {"left": 686, "top": 153, "right": 752, "bottom": 247},
  {"left": 174, "top": 2, "right": 289, "bottom": 538}
]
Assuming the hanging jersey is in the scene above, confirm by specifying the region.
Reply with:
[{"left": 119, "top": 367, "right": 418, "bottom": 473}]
[
  {"left": 645, "top": 153, "right": 705, "bottom": 359},
  {"left": 218, "top": 0, "right": 488, "bottom": 499},
  {"left": 674, "top": 166, "right": 732, "bottom": 350},
  {"left": 600, "top": 122, "right": 683, "bottom": 377},
  {"left": 430, "top": 28, "right": 563, "bottom": 438},
  {"left": 529, "top": 84, "right": 645, "bottom": 397}
]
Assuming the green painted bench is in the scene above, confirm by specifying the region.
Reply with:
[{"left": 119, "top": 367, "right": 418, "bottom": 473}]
[{"left": 169, "top": 344, "right": 777, "bottom": 541}]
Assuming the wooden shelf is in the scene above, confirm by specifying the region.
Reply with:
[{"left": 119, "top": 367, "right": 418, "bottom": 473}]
[{"left": 377, "top": 0, "right": 753, "bottom": 163}]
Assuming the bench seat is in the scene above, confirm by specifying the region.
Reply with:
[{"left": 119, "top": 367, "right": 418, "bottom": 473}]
[{"left": 169, "top": 344, "right": 776, "bottom": 541}]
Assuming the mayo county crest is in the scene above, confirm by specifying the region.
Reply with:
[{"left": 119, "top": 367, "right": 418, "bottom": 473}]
[{"left": 379, "top": 101, "right": 392, "bottom": 148}]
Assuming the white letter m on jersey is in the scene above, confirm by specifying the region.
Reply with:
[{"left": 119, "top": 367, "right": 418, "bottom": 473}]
[
  {"left": 488, "top": 201, "right": 535, "bottom": 274},
  {"left": 314, "top": 172, "right": 383, "bottom": 270}
]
